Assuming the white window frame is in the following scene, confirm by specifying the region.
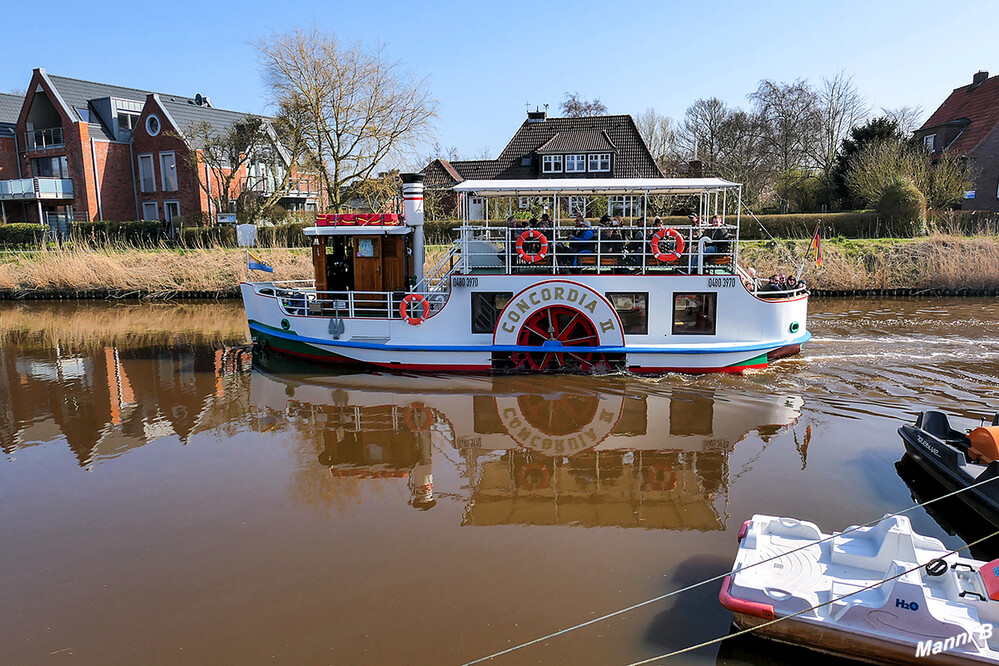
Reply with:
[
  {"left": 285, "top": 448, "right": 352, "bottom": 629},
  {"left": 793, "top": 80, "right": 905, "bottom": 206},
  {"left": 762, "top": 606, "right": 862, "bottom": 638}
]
[
  {"left": 145, "top": 114, "right": 161, "bottom": 137},
  {"left": 142, "top": 201, "right": 159, "bottom": 221},
  {"left": 565, "top": 154, "right": 586, "bottom": 173},
  {"left": 589, "top": 153, "right": 611, "bottom": 172},
  {"left": 138, "top": 153, "right": 155, "bottom": 193},
  {"left": 164, "top": 200, "right": 180, "bottom": 222},
  {"left": 923, "top": 134, "right": 935, "bottom": 151},
  {"left": 518, "top": 197, "right": 530, "bottom": 209},
  {"left": 568, "top": 196, "right": 589, "bottom": 216},
  {"left": 542, "top": 155, "right": 563, "bottom": 173},
  {"left": 159, "top": 151, "right": 178, "bottom": 192}
]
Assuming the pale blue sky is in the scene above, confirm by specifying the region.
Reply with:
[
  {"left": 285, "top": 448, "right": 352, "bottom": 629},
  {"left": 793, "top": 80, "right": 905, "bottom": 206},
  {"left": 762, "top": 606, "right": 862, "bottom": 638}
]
[{"left": 5, "top": 0, "right": 997, "bottom": 165}]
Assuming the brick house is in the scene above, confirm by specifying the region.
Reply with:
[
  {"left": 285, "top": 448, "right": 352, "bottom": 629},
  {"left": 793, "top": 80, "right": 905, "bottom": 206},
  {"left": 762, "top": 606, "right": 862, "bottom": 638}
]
[
  {"left": 915, "top": 70, "right": 999, "bottom": 212},
  {"left": 0, "top": 69, "right": 322, "bottom": 232},
  {"left": 422, "top": 109, "right": 664, "bottom": 218}
]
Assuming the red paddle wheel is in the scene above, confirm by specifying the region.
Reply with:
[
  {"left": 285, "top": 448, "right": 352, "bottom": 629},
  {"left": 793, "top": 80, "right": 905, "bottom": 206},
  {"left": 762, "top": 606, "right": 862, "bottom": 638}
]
[{"left": 508, "top": 306, "right": 611, "bottom": 372}]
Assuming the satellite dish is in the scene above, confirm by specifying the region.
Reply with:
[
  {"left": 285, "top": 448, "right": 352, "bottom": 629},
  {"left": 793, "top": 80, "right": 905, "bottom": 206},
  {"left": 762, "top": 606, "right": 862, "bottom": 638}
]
[{"left": 195, "top": 93, "right": 203, "bottom": 106}]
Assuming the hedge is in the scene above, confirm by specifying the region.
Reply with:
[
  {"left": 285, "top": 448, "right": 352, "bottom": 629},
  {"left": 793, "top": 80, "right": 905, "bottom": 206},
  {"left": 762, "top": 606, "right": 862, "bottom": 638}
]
[
  {"left": 70, "top": 220, "right": 162, "bottom": 244},
  {"left": 180, "top": 222, "right": 312, "bottom": 248},
  {"left": 0, "top": 223, "right": 45, "bottom": 247}
]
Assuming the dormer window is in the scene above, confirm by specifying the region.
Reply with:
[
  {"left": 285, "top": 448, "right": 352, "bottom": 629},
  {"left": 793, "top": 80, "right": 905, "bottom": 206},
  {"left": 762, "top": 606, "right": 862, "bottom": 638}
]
[
  {"left": 520, "top": 154, "right": 532, "bottom": 167},
  {"left": 589, "top": 153, "right": 611, "bottom": 172},
  {"left": 565, "top": 154, "right": 586, "bottom": 173},
  {"left": 923, "top": 134, "right": 936, "bottom": 151},
  {"left": 542, "top": 155, "right": 563, "bottom": 173}
]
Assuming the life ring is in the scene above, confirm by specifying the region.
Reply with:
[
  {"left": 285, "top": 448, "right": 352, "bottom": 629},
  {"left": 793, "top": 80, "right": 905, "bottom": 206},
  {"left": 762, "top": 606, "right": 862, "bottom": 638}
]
[
  {"left": 650, "top": 228, "right": 685, "bottom": 262},
  {"left": 516, "top": 229, "right": 549, "bottom": 263},
  {"left": 404, "top": 403, "right": 434, "bottom": 431},
  {"left": 517, "top": 462, "right": 550, "bottom": 490},
  {"left": 399, "top": 293, "right": 429, "bottom": 325},
  {"left": 645, "top": 465, "right": 678, "bottom": 491}
]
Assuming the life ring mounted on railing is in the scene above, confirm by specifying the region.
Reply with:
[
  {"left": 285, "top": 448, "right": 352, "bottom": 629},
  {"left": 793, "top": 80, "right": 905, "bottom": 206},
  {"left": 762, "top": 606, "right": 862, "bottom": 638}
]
[
  {"left": 650, "top": 228, "right": 685, "bottom": 262},
  {"left": 645, "top": 464, "right": 679, "bottom": 491},
  {"left": 516, "top": 229, "right": 549, "bottom": 264},
  {"left": 399, "top": 293, "right": 430, "bottom": 325}
]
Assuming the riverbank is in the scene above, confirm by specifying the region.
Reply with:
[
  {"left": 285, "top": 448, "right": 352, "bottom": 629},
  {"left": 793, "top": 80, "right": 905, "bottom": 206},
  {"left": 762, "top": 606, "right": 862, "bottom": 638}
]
[{"left": 1, "top": 234, "right": 998, "bottom": 299}]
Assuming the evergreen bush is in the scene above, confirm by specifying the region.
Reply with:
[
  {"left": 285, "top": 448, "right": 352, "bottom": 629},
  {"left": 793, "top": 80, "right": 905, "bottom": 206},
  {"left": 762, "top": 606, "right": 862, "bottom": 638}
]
[
  {"left": 0, "top": 223, "right": 45, "bottom": 247},
  {"left": 877, "top": 179, "right": 927, "bottom": 237}
]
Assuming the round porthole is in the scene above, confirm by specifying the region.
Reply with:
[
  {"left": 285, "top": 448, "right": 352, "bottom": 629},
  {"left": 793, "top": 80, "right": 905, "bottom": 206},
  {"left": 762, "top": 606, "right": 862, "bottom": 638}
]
[
  {"left": 145, "top": 114, "right": 161, "bottom": 136},
  {"left": 281, "top": 318, "right": 290, "bottom": 331},
  {"left": 789, "top": 321, "right": 800, "bottom": 334}
]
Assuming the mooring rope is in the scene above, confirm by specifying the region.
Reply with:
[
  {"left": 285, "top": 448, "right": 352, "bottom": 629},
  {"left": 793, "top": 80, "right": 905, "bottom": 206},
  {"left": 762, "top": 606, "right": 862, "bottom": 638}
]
[
  {"left": 461, "top": 471, "right": 999, "bottom": 665},
  {"left": 625, "top": 525, "right": 999, "bottom": 665}
]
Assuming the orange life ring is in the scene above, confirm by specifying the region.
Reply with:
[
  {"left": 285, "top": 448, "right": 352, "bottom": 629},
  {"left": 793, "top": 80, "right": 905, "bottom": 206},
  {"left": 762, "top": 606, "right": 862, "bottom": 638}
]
[
  {"left": 404, "top": 402, "right": 434, "bottom": 431},
  {"left": 651, "top": 228, "right": 685, "bottom": 262},
  {"left": 516, "top": 229, "right": 549, "bottom": 263},
  {"left": 399, "top": 293, "right": 429, "bottom": 325},
  {"left": 645, "top": 465, "right": 678, "bottom": 491},
  {"left": 517, "top": 462, "right": 550, "bottom": 490}
]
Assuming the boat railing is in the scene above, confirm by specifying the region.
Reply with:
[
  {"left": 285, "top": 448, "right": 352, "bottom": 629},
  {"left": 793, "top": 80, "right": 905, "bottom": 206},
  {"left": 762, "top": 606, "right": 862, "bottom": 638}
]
[
  {"left": 457, "top": 223, "right": 737, "bottom": 275},
  {"left": 264, "top": 285, "right": 448, "bottom": 320},
  {"left": 414, "top": 241, "right": 462, "bottom": 292}
]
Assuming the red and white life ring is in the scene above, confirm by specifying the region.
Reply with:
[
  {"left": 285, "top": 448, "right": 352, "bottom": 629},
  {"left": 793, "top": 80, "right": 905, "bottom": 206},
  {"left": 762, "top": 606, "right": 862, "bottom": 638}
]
[
  {"left": 651, "top": 228, "right": 685, "bottom": 262},
  {"left": 516, "top": 229, "right": 549, "bottom": 263},
  {"left": 517, "top": 462, "right": 551, "bottom": 490},
  {"left": 404, "top": 402, "right": 434, "bottom": 431},
  {"left": 645, "top": 465, "right": 679, "bottom": 491},
  {"left": 399, "top": 293, "right": 429, "bottom": 325}
]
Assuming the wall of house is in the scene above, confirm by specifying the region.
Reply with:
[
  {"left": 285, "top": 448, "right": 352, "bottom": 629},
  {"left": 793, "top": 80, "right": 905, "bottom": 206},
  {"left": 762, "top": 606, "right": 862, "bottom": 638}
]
[
  {"left": 967, "top": 127, "right": 999, "bottom": 212},
  {"left": 132, "top": 111, "right": 206, "bottom": 222},
  {"left": 92, "top": 141, "right": 138, "bottom": 221},
  {"left": 0, "top": 137, "right": 18, "bottom": 179}
]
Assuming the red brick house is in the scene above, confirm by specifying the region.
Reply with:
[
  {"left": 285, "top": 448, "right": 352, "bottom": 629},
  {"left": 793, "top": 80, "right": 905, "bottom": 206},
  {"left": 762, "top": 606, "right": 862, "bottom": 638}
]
[
  {"left": 915, "top": 70, "right": 999, "bottom": 212},
  {"left": 0, "top": 69, "right": 322, "bottom": 232}
]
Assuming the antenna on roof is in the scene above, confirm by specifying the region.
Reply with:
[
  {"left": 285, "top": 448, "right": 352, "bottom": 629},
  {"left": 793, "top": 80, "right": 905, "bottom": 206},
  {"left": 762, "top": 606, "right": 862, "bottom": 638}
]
[{"left": 195, "top": 93, "right": 203, "bottom": 106}]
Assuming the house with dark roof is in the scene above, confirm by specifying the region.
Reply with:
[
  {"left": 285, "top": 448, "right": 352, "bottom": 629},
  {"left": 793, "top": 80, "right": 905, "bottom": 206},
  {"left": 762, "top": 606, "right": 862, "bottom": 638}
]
[
  {"left": 0, "top": 68, "right": 322, "bottom": 230},
  {"left": 915, "top": 70, "right": 999, "bottom": 212},
  {"left": 423, "top": 109, "right": 663, "bottom": 189}
]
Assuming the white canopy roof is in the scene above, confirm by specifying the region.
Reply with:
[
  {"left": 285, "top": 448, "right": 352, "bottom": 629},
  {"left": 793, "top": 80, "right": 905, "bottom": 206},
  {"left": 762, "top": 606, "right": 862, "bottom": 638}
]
[
  {"left": 452, "top": 177, "right": 739, "bottom": 196},
  {"left": 303, "top": 225, "right": 412, "bottom": 237}
]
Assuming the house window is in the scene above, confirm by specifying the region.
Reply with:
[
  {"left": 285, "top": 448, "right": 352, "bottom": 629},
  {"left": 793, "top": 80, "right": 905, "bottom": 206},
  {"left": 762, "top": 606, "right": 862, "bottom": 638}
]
[
  {"left": 142, "top": 201, "right": 159, "bottom": 221},
  {"left": 160, "top": 152, "right": 178, "bottom": 191},
  {"left": 75, "top": 107, "right": 91, "bottom": 123},
  {"left": 31, "top": 156, "right": 68, "bottom": 178},
  {"left": 542, "top": 155, "right": 562, "bottom": 173},
  {"left": 589, "top": 153, "right": 611, "bottom": 172},
  {"left": 606, "top": 293, "right": 648, "bottom": 335},
  {"left": 145, "top": 114, "right": 161, "bottom": 137},
  {"left": 520, "top": 154, "right": 532, "bottom": 167},
  {"left": 568, "top": 196, "right": 589, "bottom": 216},
  {"left": 164, "top": 201, "right": 180, "bottom": 223},
  {"left": 518, "top": 197, "right": 530, "bottom": 209},
  {"left": 471, "top": 292, "right": 513, "bottom": 334},
  {"left": 118, "top": 113, "right": 138, "bottom": 132},
  {"left": 565, "top": 154, "right": 586, "bottom": 173},
  {"left": 138, "top": 154, "right": 155, "bottom": 193},
  {"left": 923, "top": 134, "right": 936, "bottom": 151},
  {"left": 672, "top": 293, "right": 716, "bottom": 335}
]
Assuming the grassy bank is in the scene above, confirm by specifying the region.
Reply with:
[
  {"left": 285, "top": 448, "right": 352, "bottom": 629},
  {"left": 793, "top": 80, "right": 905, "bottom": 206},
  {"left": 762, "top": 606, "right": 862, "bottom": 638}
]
[{"left": 1, "top": 234, "right": 998, "bottom": 298}]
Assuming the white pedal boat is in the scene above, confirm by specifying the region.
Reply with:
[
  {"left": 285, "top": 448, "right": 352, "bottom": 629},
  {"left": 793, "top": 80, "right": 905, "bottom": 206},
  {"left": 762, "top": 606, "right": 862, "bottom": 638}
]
[{"left": 720, "top": 514, "right": 999, "bottom": 664}]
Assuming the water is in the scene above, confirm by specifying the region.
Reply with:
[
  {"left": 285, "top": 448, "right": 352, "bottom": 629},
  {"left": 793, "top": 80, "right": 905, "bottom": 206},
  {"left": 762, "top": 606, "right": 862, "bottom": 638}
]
[{"left": 1, "top": 298, "right": 998, "bottom": 665}]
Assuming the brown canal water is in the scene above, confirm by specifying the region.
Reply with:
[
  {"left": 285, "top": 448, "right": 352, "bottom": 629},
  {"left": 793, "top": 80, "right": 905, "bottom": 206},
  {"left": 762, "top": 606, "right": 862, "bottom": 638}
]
[{"left": 1, "top": 298, "right": 998, "bottom": 665}]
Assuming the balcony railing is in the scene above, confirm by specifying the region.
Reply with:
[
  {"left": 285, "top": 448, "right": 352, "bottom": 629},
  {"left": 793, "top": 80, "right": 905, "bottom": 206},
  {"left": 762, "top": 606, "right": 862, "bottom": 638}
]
[
  {"left": 25, "top": 127, "right": 64, "bottom": 151},
  {"left": 0, "top": 177, "right": 74, "bottom": 201}
]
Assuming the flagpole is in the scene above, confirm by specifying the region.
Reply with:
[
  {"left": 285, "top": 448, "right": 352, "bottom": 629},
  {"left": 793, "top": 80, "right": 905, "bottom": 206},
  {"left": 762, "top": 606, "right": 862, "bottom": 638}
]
[{"left": 796, "top": 221, "right": 821, "bottom": 283}]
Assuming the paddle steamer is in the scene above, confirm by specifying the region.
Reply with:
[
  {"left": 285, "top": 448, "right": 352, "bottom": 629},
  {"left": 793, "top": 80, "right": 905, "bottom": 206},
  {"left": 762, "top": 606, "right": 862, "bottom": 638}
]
[{"left": 240, "top": 174, "right": 809, "bottom": 373}]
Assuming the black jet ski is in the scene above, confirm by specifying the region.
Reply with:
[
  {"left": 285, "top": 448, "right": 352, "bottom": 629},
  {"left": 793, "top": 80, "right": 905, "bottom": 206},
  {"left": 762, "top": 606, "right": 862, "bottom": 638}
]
[{"left": 898, "top": 410, "right": 999, "bottom": 528}]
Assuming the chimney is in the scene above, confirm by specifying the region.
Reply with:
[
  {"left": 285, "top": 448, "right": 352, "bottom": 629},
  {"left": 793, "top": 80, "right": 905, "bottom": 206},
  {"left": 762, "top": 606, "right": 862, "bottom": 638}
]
[
  {"left": 972, "top": 71, "right": 989, "bottom": 90},
  {"left": 527, "top": 106, "right": 547, "bottom": 122},
  {"left": 400, "top": 173, "right": 425, "bottom": 284}
]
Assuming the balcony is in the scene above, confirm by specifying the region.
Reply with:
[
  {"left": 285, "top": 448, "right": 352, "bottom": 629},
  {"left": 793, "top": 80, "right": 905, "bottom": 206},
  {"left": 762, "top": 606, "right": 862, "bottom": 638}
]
[
  {"left": 0, "top": 177, "right": 74, "bottom": 201},
  {"left": 25, "top": 127, "right": 64, "bottom": 151}
]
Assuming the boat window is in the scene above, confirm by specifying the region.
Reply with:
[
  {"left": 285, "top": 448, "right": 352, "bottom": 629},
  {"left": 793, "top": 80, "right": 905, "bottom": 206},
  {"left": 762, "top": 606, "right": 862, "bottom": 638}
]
[
  {"left": 672, "top": 293, "right": 717, "bottom": 335},
  {"left": 606, "top": 292, "right": 648, "bottom": 335},
  {"left": 471, "top": 292, "right": 513, "bottom": 334}
]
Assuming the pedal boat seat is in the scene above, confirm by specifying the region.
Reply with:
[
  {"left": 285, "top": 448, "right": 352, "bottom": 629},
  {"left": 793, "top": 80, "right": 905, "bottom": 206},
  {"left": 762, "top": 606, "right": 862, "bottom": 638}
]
[{"left": 968, "top": 426, "right": 999, "bottom": 464}]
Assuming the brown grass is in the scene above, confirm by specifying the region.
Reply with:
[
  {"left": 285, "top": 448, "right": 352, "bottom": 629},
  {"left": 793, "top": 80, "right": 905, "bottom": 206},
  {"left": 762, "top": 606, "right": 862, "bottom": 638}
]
[{"left": 2, "top": 235, "right": 999, "bottom": 297}]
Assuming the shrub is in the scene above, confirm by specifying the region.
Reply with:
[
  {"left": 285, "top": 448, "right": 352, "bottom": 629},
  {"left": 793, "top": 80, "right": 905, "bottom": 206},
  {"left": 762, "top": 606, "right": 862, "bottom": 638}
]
[
  {"left": 180, "top": 226, "right": 237, "bottom": 247},
  {"left": 69, "top": 220, "right": 162, "bottom": 245},
  {"left": 877, "top": 179, "right": 927, "bottom": 237},
  {"left": 0, "top": 223, "right": 44, "bottom": 247}
]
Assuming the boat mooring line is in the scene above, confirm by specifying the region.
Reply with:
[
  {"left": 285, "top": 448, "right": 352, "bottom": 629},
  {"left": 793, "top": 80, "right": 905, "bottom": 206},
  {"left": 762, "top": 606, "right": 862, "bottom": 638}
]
[
  {"left": 624, "top": 526, "right": 999, "bottom": 665},
  {"left": 461, "top": 472, "right": 999, "bottom": 665}
]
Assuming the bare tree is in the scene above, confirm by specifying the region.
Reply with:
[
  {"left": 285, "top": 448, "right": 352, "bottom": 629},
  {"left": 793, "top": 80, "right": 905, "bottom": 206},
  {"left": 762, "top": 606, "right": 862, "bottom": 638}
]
[
  {"left": 677, "top": 97, "right": 732, "bottom": 171},
  {"left": 811, "top": 71, "right": 868, "bottom": 175},
  {"left": 634, "top": 108, "right": 678, "bottom": 172},
  {"left": 881, "top": 105, "right": 925, "bottom": 135},
  {"left": 257, "top": 26, "right": 438, "bottom": 211},
  {"left": 560, "top": 92, "right": 608, "bottom": 117},
  {"left": 750, "top": 79, "right": 821, "bottom": 175},
  {"left": 715, "top": 110, "right": 771, "bottom": 207}
]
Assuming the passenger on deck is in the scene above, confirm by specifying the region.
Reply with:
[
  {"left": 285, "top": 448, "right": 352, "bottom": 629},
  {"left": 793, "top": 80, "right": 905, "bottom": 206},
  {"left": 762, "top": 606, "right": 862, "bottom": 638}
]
[
  {"left": 700, "top": 215, "right": 732, "bottom": 261},
  {"left": 602, "top": 215, "right": 624, "bottom": 265},
  {"left": 567, "top": 216, "right": 596, "bottom": 264}
]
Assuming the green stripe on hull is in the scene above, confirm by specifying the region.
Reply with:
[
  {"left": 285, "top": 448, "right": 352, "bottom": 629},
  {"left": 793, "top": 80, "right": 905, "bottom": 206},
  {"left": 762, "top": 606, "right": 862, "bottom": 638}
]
[
  {"left": 731, "top": 353, "right": 768, "bottom": 368},
  {"left": 251, "top": 323, "right": 342, "bottom": 360}
]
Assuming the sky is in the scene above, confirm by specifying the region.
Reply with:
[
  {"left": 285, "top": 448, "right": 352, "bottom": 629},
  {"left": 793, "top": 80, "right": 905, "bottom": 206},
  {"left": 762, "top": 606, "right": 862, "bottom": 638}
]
[{"left": 4, "top": 0, "right": 998, "bottom": 166}]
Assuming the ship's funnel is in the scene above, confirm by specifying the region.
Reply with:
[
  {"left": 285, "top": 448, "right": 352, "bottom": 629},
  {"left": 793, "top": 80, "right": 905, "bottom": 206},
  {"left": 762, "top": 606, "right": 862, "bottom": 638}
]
[{"left": 401, "top": 173, "right": 425, "bottom": 286}]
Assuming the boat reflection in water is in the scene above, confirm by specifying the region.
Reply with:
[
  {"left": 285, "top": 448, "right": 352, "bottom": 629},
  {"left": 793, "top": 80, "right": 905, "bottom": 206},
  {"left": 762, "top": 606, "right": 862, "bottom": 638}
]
[
  {"left": 251, "top": 354, "right": 804, "bottom": 531},
  {"left": 895, "top": 454, "right": 999, "bottom": 561}
]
